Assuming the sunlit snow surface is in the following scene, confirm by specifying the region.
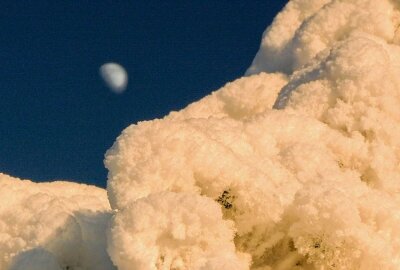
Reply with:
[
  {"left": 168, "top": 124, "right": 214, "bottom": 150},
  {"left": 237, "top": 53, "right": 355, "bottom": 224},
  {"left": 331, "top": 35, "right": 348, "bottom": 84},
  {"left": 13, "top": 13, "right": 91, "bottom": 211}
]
[
  {"left": 0, "top": 174, "right": 115, "bottom": 270},
  {"left": 4, "top": 0, "right": 400, "bottom": 269}
]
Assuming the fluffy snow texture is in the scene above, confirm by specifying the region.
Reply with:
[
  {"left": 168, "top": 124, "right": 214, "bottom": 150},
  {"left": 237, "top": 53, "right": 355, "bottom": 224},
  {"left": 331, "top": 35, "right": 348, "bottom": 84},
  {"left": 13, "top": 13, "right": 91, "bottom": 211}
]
[
  {"left": 105, "top": 0, "right": 400, "bottom": 269},
  {"left": 107, "top": 192, "right": 251, "bottom": 270},
  {"left": 0, "top": 173, "right": 115, "bottom": 270}
]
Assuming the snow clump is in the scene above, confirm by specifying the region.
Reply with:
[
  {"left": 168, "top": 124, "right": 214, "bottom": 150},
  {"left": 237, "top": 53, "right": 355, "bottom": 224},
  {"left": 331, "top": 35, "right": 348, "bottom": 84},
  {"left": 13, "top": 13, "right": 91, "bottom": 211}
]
[{"left": 0, "top": 173, "right": 115, "bottom": 270}]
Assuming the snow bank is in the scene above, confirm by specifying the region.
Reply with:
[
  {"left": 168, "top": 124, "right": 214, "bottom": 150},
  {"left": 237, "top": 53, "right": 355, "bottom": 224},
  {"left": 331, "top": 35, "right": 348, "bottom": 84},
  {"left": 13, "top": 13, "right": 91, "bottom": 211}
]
[
  {"left": 105, "top": 0, "right": 400, "bottom": 269},
  {"left": 0, "top": 173, "right": 115, "bottom": 270}
]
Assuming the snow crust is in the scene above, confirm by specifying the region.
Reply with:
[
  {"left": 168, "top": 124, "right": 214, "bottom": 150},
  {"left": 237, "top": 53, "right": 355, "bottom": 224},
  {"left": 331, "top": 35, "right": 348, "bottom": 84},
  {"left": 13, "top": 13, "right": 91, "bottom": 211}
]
[{"left": 3, "top": 0, "right": 400, "bottom": 269}]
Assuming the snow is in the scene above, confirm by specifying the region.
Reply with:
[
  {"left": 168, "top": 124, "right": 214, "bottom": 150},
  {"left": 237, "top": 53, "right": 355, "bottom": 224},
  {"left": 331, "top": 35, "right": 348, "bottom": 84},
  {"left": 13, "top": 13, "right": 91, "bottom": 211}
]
[
  {"left": 4, "top": 0, "right": 400, "bottom": 269},
  {"left": 0, "top": 174, "right": 115, "bottom": 270}
]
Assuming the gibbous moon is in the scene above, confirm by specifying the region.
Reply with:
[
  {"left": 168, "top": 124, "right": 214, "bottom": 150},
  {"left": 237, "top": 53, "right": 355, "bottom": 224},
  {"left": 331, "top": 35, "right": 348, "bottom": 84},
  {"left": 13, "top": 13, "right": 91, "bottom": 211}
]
[{"left": 99, "top": 63, "right": 128, "bottom": 94}]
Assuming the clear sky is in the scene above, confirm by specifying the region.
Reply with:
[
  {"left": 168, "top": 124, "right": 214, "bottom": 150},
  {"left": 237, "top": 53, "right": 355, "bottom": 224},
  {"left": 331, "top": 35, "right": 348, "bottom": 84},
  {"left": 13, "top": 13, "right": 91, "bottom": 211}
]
[{"left": 0, "top": 1, "right": 288, "bottom": 187}]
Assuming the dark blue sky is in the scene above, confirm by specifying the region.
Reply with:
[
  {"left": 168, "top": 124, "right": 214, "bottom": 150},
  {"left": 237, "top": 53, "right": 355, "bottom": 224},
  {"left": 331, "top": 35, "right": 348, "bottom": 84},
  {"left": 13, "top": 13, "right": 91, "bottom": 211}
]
[{"left": 0, "top": 1, "right": 288, "bottom": 187}]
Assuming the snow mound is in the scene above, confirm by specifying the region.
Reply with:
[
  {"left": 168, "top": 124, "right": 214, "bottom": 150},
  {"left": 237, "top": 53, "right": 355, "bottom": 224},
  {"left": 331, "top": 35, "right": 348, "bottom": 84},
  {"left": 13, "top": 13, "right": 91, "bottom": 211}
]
[
  {"left": 105, "top": 0, "right": 400, "bottom": 269},
  {"left": 0, "top": 173, "right": 115, "bottom": 270}
]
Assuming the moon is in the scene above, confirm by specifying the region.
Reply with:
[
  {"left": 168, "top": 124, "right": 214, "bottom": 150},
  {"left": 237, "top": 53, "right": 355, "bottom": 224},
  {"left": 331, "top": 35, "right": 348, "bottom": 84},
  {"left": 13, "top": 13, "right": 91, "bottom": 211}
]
[{"left": 99, "top": 63, "right": 128, "bottom": 94}]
